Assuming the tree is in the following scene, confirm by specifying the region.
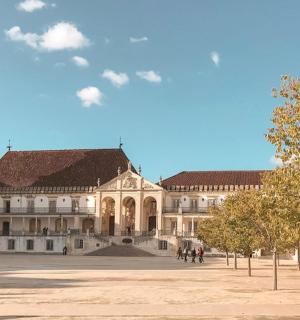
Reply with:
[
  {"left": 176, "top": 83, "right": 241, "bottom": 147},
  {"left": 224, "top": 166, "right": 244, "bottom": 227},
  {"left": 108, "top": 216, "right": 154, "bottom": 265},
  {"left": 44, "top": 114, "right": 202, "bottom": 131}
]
[
  {"left": 197, "top": 206, "right": 231, "bottom": 266},
  {"left": 266, "top": 75, "right": 300, "bottom": 272},
  {"left": 221, "top": 191, "right": 263, "bottom": 277}
]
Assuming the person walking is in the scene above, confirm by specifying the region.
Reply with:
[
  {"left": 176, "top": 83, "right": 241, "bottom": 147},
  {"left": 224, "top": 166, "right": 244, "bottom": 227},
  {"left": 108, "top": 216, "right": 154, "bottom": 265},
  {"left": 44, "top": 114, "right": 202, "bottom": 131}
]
[
  {"left": 199, "top": 247, "right": 204, "bottom": 263},
  {"left": 191, "top": 248, "right": 196, "bottom": 263},
  {"left": 197, "top": 248, "right": 202, "bottom": 263},
  {"left": 63, "top": 246, "right": 67, "bottom": 255},
  {"left": 177, "top": 247, "right": 183, "bottom": 260},
  {"left": 183, "top": 247, "right": 188, "bottom": 262}
]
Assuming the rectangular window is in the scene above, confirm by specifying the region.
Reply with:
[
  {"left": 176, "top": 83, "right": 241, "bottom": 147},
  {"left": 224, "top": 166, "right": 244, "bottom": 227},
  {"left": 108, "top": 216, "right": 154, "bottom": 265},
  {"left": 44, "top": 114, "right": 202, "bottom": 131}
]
[
  {"left": 191, "top": 199, "right": 197, "bottom": 208},
  {"left": 75, "top": 239, "right": 84, "bottom": 249},
  {"left": 72, "top": 199, "right": 79, "bottom": 213},
  {"left": 158, "top": 240, "right": 168, "bottom": 250},
  {"left": 27, "top": 200, "right": 34, "bottom": 213},
  {"left": 46, "top": 239, "right": 54, "bottom": 251},
  {"left": 49, "top": 200, "right": 57, "bottom": 213},
  {"left": 26, "top": 239, "right": 34, "bottom": 250},
  {"left": 173, "top": 199, "right": 180, "bottom": 208},
  {"left": 5, "top": 201, "right": 10, "bottom": 213},
  {"left": 8, "top": 239, "right": 15, "bottom": 250}
]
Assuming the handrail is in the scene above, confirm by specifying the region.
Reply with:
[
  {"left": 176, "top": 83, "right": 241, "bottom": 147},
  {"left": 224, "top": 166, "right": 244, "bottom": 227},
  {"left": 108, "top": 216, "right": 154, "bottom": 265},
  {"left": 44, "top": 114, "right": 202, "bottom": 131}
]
[{"left": 0, "top": 207, "right": 96, "bottom": 215}]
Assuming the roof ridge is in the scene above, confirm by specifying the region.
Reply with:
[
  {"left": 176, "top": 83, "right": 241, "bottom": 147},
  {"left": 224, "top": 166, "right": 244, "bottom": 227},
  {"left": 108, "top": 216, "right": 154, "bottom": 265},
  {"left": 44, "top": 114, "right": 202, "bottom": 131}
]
[{"left": 5, "top": 148, "right": 122, "bottom": 153}]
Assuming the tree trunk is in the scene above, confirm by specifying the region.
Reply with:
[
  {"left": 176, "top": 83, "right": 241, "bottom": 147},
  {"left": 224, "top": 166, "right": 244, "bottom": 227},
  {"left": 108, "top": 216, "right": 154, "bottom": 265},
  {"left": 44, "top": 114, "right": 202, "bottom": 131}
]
[
  {"left": 234, "top": 252, "right": 237, "bottom": 270},
  {"left": 277, "top": 253, "right": 280, "bottom": 267},
  {"left": 226, "top": 250, "right": 229, "bottom": 266},
  {"left": 297, "top": 242, "right": 300, "bottom": 271},
  {"left": 273, "top": 249, "right": 278, "bottom": 291},
  {"left": 248, "top": 254, "right": 251, "bottom": 277}
]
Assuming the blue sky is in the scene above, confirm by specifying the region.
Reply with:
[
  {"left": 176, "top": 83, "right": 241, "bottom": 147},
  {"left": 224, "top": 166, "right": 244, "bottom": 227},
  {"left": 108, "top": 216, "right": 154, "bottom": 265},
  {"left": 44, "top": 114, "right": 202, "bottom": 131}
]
[{"left": 0, "top": 0, "right": 298, "bottom": 181}]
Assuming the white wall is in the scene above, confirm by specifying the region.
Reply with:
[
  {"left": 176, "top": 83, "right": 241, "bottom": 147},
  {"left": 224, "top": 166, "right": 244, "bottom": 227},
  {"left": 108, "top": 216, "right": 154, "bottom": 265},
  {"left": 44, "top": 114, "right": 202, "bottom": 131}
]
[
  {"left": 11, "top": 196, "right": 27, "bottom": 212},
  {"left": 34, "top": 196, "right": 49, "bottom": 211},
  {"left": 57, "top": 196, "right": 72, "bottom": 213}
]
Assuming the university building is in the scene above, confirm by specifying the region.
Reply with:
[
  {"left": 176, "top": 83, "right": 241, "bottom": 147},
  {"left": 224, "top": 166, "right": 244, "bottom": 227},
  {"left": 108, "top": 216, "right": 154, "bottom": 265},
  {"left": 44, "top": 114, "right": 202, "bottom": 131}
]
[{"left": 0, "top": 148, "right": 264, "bottom": 255}]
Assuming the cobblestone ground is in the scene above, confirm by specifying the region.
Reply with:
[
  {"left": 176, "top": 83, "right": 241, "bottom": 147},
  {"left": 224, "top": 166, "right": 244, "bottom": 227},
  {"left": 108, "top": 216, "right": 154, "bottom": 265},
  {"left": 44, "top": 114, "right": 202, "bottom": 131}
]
[{"left": 0, "top": 254, "right": 299, "bottom": 319}]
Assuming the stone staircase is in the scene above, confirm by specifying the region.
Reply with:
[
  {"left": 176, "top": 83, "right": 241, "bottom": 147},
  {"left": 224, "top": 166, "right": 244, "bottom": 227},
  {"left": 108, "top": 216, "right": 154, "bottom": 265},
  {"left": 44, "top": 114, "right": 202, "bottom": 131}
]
[{"left": 86, "top": 243, "right": 155, "bottom": 256}]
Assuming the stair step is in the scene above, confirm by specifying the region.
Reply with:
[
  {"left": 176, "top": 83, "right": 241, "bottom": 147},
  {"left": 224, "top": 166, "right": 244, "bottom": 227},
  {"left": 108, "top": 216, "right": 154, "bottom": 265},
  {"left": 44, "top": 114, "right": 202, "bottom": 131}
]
[{"left": 86, "top": 244, "right": 155, "bottom": 257}]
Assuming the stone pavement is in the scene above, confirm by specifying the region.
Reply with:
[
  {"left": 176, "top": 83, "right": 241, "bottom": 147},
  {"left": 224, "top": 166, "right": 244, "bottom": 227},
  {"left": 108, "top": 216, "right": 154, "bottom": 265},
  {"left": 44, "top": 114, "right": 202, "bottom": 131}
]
[{"left": 0, "top": 255, "right": 299, "bottom": 319}]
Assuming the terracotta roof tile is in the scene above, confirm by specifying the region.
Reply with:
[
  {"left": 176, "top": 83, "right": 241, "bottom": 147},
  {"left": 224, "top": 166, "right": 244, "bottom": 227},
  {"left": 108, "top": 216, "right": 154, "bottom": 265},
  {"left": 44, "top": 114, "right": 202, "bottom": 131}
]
[
  {"left": 0, "top": 148, "right": 133, "bottom": 187},
  {"left": 162, "top": 170, "right": 266, "bottom": 189}
]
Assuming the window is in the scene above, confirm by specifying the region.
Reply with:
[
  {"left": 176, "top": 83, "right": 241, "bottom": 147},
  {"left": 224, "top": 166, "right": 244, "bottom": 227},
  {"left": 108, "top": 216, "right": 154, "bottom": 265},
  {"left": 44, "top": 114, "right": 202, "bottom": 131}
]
[
  {"left": 173, "top": 199, "right": 180, "bottom": 208},
  {"left": 46, "top": 239, "right": 54, "bottom": 251},
  {"left": 27, "top": 200, "right": 34, "bottom": 213},
  {"left": 27, "top": 239, "right": 34, "bottom": 250},
  {"left": 72, "top": 199, "right": 79, "bottom": 212},
  {"left": 4, "top": 201, "right": 10, "bottom": 213},
  {"left": 75, "top": 239, "right": 84, "bottom": 249},
  {"left": 158, "top": 240, "right": 168, "bottom": 250},
  {"left": 49, "top": 200, "right": 57, "bottom": 213},
  {"left": 8, "top": 239, "right": 15, "bottom": 250},
  {"left": 191, "top": 199, "right": 197, "bottom": 208}
]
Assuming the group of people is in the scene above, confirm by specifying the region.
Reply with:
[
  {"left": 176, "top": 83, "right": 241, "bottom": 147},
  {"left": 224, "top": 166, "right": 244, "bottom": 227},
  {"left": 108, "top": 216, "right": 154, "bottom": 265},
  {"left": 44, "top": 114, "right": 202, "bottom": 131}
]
[{"left": 177, "top": 246, "right": 204, "bottom": 263}]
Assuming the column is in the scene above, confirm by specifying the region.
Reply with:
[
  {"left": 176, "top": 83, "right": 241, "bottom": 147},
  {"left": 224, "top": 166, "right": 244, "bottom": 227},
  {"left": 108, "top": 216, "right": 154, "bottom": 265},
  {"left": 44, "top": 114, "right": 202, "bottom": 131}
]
[
  {"left": 177, "top": 214, "right": 183, "bottom": 236},
  {"left": 74, "top": 216, "right": 80, "bottom": 229},
  {"left": 191, "top": 217, "right": 195, "bottom": 237},
  {"left": 22, "top": 217, "right": 25, "bottom": 235},
  {"left": 10, "top": 217, "right": 13, "bottom": 235},
  {"left": 60, "top": 215, "right": 63, "bottom": 235},
  {"left": 35, "top": 216, "right": 38, "bottom": 235},
  {"left": 94, "top": 192, "right": 101, "bottom": 234},
  {"left": 156, "top": 194, "right": 163, "bottom": 236},
  {"left": 134, "top": 193, "right": 142, "bottom": 236},
  {"left": 114, "top": 194, "right": 121, "bottom": 236}
]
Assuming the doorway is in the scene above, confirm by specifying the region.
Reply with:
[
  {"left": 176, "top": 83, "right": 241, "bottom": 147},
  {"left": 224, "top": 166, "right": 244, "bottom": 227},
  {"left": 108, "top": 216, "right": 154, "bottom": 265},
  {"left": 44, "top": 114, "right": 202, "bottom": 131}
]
[
  {"left": 2, "top": 222, "right": 9, "bottom": 236},
  {"left": 109, "top": 216, "right": 115, "bottom": 236},
  {"left": 148, "top": 216, "right": 156, "bottom": 232}
]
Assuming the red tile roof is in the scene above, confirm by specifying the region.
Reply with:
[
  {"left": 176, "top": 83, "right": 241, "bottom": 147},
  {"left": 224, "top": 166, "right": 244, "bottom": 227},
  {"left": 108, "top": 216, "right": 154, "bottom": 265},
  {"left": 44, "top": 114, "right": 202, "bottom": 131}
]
[
  {"left": 0, "top": 148, "right": 133, "bottom": 187},
  {"left": 161, "top": 170, "right": 266, "bottom": 190}
]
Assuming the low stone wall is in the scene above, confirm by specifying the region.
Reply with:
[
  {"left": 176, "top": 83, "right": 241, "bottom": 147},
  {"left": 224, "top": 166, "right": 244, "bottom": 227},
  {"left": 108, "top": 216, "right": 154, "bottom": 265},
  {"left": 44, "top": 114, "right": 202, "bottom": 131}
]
[{"left": 0, "top": 235, "right": 66, "bottom": 254}]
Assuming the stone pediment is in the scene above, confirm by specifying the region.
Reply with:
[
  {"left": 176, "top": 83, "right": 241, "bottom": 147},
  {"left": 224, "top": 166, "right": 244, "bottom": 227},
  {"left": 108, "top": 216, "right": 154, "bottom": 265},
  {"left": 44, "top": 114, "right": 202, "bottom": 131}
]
[{"left": 98, "top": 170, "right": 162, "bottom": 191}]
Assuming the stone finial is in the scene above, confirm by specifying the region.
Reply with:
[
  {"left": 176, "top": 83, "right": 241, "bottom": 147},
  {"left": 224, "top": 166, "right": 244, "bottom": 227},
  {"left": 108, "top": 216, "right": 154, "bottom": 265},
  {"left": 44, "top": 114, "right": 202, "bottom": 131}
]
[
  {"left": 97, "top": 178, "right": 101, "bottom": 187},
  {"left": 159, "top": 176, "right": 163, "bottom": 186},
  {"left": 117, "top": 166, "right": 121, "bottom": 176},
  {"left": 138, "top": 165, "right": 142, "bottom": 175},
  {"left": 128, "top": 161, "right": 132, "bottom": 171}
]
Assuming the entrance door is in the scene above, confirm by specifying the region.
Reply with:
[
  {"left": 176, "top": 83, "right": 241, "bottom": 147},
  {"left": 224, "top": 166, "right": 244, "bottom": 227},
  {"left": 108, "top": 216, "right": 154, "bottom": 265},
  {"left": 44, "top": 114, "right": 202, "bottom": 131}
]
[
  {"left": 109, "top": 216, "right": 115, "bottom": 236},
  {"left": 3, "top": 222, "right": 9, "bottom": 236},
  {"left": 148, "top": 216, "right": 156, "bottom": 232}
]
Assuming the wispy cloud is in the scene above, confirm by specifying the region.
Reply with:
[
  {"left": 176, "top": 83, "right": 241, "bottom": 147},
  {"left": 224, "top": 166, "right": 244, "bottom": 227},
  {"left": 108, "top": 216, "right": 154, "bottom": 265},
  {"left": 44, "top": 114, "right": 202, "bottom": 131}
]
[
  {"left": 102, "top": 69, "right": 129, "bottom": 88},
  {"left": 5, "top": 22, "right": 90, "bottom": 51},
  {"left": 17, "top": 0, "right": 46, "bottom": 12},
  {"left": 270, "top": 155, "right": 283, "bottom": 167},
  {"left": 210, "top": 51, "right": 220, "bottom": 67},
  {"left": 129, "top": 36, "right": 148, "bottom": 43},
  {"left": 136, "top": 70, "right": 161, "bottom": 83},
  {"left": 76, "top": 87, "right": 103, "bottom": 107},
  {"left": 72, "top": 56, "right": 89, "bottom": 67}
]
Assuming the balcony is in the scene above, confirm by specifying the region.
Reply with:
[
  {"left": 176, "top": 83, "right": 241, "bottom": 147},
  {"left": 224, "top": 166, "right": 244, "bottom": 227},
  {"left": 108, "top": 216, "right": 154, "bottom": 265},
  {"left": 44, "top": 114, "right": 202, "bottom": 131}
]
[
  {"left": 0, "top": 207, "right": 96, "bottom": 215},
  {"left": 162, "top": 207, "right": 209, "bottom": 214}
]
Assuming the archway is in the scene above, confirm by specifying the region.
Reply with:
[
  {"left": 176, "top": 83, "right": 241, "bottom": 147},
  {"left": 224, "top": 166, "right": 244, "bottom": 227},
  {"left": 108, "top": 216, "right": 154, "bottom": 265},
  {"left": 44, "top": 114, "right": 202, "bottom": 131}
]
[
  {"left": 29, "top": 218, "right": 41, "bottom": 233},
  {"left": 101, "top": 197, "right": 115, "bottom": 236},
  {"left": 122, "top": 197, "right": 135, "bottom": 235},
  {"left": 143, "top": 197, "right": 157, "bottom": 233},
  {"left": 55, "top": 218, "right": 68, "bottom": 233},
  {"left": 82, "top": 218, "right": 94, "bottom": 234}
]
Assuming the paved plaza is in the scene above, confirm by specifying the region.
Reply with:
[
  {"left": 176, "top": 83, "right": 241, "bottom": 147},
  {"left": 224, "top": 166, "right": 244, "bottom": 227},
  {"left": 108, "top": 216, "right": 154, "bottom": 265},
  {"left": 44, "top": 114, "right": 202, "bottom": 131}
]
[{"left": 0, "top": 254, "right": 299, "bottom": 319}]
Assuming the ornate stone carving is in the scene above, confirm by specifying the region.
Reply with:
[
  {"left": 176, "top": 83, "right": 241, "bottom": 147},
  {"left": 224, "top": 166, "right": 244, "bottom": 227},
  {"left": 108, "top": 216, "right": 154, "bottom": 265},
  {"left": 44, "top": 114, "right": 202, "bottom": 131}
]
[
  {"left": 123, "top": 173, "right": 137, "bottom": 189},
  {"left": 106, "top": 181, "right": 117, "bottom": 189},
  {"left": 143, "top": 183, "right": 154, "bottom": 189}
]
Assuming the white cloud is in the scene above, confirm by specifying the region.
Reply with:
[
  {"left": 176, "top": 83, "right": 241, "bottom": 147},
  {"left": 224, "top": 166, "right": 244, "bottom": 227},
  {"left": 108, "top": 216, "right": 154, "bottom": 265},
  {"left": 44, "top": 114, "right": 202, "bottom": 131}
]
[
  {"left": 129, "top": 36, "right": 148, "bottom": 43},
  {"left": 136, "top": 70, "right": 162, "bottom": 83},
  {"left": 211, "top": 51, "right": 220, "bottom": 67},
  {"left": 102, "top": 69, "right": 129, "bottom": 88},
  {"left": 17, "top": 0, "right": 46, "bottom": 12},
  {"left": 270, "top": 155, "right": 283, "bottom": 167},
  {"left": 76, "top": 87, "right": 103, "bottom": 107},
  {"left": 72, "top": 56, "right": 89, "bottom": 67},
  {"left": 5, "top": 22, "right": 90, "bottom": 51}
]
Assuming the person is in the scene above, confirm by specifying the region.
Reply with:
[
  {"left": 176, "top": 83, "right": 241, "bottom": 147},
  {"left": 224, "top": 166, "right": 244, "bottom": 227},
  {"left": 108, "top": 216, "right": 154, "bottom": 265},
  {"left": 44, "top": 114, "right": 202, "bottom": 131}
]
[
  {"left": 199, "top": 247, "right": 204, "bottom": 263},
  {"left": 183, "top": 247, "right": 188, "bottom": 262},
  {"left": 197, "top": 248, "right": 202, "bottom": 263},
  {"left": 63, "top": 246, "right": 67, "bottom": 255},
  {"left": 177, "top": 247, "right": 183, "bottom": 260},
  {"left": 191, "top": 248, "right": 196, "bottom": 263}
]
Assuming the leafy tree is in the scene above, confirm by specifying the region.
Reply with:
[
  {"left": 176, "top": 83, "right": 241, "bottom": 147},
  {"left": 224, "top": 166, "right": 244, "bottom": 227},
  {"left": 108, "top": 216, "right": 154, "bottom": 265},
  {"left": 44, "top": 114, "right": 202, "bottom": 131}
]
[
  {"left": 221, "top": 191, "right": 263, "bottom": 277},
  {"left": 197, "top": 206, "right": 231, "bottom": 266}
]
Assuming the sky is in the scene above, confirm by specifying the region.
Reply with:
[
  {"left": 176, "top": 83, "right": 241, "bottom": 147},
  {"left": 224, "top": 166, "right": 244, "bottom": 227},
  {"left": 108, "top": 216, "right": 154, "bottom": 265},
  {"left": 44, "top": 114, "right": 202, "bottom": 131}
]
[{"left": 0, "top": 0, "right": 299, "bottom": 182}]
